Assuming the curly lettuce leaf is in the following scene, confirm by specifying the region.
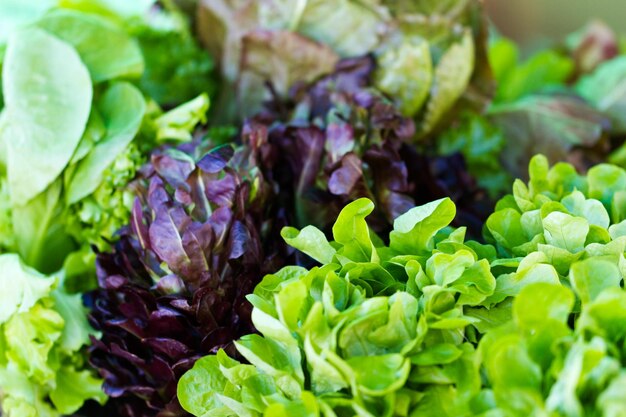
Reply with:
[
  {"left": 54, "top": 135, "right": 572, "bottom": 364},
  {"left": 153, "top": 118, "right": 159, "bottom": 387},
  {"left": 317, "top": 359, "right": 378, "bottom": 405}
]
[{"left": 0, "top": 254, "right": 105, "bottom": 417}]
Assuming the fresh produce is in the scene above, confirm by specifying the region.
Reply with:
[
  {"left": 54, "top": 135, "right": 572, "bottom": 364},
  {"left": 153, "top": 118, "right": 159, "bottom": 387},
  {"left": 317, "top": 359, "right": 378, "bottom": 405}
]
[
  {"left": 87, "top": 140, "right": 289, "bottom": 417},
  {"left": 0, "top": 3, "right": 211, "bottom": 278},
  {"left": 197, "top": 0, "right": 492, "bottom": 136},
  {"left": 247, "top": 55, "right": 492, "bottom": 238},
  {"left": 0, "top": 254, "right": 106, "bottom": 417},
  {"left": 479, "top": 281, "right": 626, "bottom": 416},
  {"left": 177, "top": 197, "right": 499, "bottom": 416},
  {"left": 3, "top": 1, "right": 626, "bottom": 416},
  {"left": 0, "top": 3, "right": 213, "bottom": 416}
]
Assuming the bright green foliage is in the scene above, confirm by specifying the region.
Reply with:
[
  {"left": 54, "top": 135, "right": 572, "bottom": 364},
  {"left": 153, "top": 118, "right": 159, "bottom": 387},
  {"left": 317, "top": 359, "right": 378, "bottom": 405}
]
[
  {"left": 490, "top": 37, "right": 574, "bottom": 103},
  {"left": 577, "top": 56, "right": 626, "bottom": 134},
  {"left": 0, "top": 254, "right": 106, "bottom": 417},
  {"left": 0, "top": 5, "right": 211, "bottom": 274},
  {"left": 484, "top": 154, "right": 626, "bottom": 304},
  {"left": 178, "top": 198, "right": 499, "bottom": 416},
  {"left": 478, "top": 281, "right": 626, "bottom": 417}
]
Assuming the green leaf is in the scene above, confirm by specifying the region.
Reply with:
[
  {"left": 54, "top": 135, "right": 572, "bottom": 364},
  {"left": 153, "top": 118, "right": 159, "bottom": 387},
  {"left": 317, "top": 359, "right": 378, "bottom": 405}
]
[
  {"left": 66, "top": 81, "right": 145, "bottom": 204},
  {"left": 36, "top": 9, "right": 144, "bottom": 82},
  {"left": 587, "top": 163, "right": 626, "bottom": 207},
  {"left": 154, "top": 93, "right": 209, "bottom": 142},
  {"left": 570, "top": 258, "right": 621, "bottom": 304},
  {"left": 2, "top": 27, "right": 92, "bottom": 205},
  {"left": 576, "top": 56, "right": 626, "bottom": 133},
  {"left": 541, "top": 211, "right": 589, "bottom": 253},
  {"left": 51, "top": 288, "right": 95, "bottom": 351},
  {"left": 494, "top": 48, "right": 573, "bottom": 103},
  {"left": 332, "top": 198, "right": 377, "bottom": 263},
  {"left": 11, "top": 179, "right": 76, "bottom": 273},
  {"left": 375, "top": 39, "right": 432, "bottom": 116},
  {"left": 390, "top": 198, "right": 456, "bottom": 255},
  {"left": 281, "top": 225, "right": 336, "bottom": 264},
  {"left": 178, "top": 355, "right": 231, "bottom": 417},
  {"left": 485, "top": 208, "right": 526, "bottom": 253},
  {"left": 49, "top": 366, "right": 106, "bottom": 414},
  {"left": 0, "top": 0, "right": 55, "bottom": 44},
  {"left": 298, "top": 0, "right": 382, "bottom": 57},
  {"left": 0, "top": 254, "right": 55, "bottom": 324},
  {"left": 421, "top": 30, "right": 474, "bottom": 134},
  {"left": 346, "top": 354, "right": 410, "bottom": 396},
  {"left": 513, "top": 283, "right": 574, "bottom": 327}
]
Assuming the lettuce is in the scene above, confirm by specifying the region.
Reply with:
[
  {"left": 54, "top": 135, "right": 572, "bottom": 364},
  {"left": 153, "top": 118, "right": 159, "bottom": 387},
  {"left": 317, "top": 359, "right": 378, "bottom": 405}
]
[
  {"left": 246, "top": 55, "right": 491, "bottom": 240},
  {"left": 178, "top": 197, "right": 499, "bottom": 416},
  {"left": 0, "top": 254, "right": 106, "bottom": 417},
  {"left": 484, "top": 154, "right": 626, "bottom": 304},
  {"left": 0, "top": 6, "right": 211, "bottom": 277},
  {"left": 86, "top": 139, "right": 291, "bottom": 417},
  {"left": 198, "top": 0, "right": 489, "bottom": 135},
  {"left": 478, "top": 281, "right": 626, "bottom": 416}
]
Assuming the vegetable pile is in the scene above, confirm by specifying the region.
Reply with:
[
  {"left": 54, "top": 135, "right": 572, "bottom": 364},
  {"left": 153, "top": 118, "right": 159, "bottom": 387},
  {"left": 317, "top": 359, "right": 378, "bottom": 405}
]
[{"left": 2, "top": 0, "right": 626, "bottom": 416}]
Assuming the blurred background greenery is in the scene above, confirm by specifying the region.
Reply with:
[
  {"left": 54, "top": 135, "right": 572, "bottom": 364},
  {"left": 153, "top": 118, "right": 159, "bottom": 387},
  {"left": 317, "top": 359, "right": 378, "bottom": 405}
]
[{"left": 486, "top": 0, "right": 624, "bottom": 46}]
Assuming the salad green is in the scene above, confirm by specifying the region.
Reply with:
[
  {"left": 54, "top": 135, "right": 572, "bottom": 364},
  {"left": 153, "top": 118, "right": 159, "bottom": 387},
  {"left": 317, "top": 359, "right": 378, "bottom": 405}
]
[
  {"left": 0, "top": 254, "right": 106, "bottom": 417},
  {"left": 178, "top": 197, "right": 498, "bottom": 416}
]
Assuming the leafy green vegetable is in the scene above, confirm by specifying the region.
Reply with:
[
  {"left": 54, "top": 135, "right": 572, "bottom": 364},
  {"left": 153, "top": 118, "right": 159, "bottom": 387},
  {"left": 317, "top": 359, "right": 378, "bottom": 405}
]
[
  {"left": 2, "top": 27, "right": 92, "bottom": 206},
  {"left": 0, "top": 254, "right": 106, "bottom": 417},
  {"left": 484, "top": 154, "right": 626, "bottom": 304},
  {"left": 577, "top": 56, "right": 626, "bottom": 134},
  {"left": 0, "top": 6, "right": 211, "bottom": 274},
  {"left": 199, "top": 0, "right": 489, "bottom": 133},
  {"left": 36, "top": 8, "right": 144, "bottom": 82},
  {"left": 479, "top": 280, "right": 626, "bottom": 416},
  {"left": 490, "top": 37, "right": 574, "bottom": 104},
  {"left": 178, "top": 198, "right": 498, "bottom": 416}
]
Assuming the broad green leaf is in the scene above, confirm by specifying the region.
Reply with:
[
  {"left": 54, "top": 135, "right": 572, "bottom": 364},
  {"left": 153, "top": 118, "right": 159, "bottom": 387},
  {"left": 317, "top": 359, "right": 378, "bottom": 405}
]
[
  {"left": 577, "top": 56, "right": 626, "bottom": 133},
  {"left": 282, "top": 225, "right": 336, "bottom": 264},
  {"left": 178, "top": 355, "right": 232, "bottom": 417},
  {"left": 49, "top": 366, "right": 106, "bottom": 414},
  {"left": 485, "top": 208, "right": 526, "bottom": 253},
  {"left": 299, "top": 0, "right": 382, "bottom": 57},
  {"left": 570, "top": 258, "right": 621, "bottom": 304},
  {"left": 513, "top": 283, "right": 574, "bottom": 327},
  {"left": 36, "top": 9, "right": 144, "bottom": 82},
  {"left": 51, "top": 289, "right": 95, "bottom": 351},
  {"left": 375, "top": 39, "right": 432, "bottom": 116},
  {"left": 0, "top": 254, "right": 55, "bottom": 323},
  {"left": 2, "top": 28, "right": 92, "bottom": 205},
  {"left": 332, "top": 198, "right": 377, "bottom": 263},
  {"left": 11, "top": 179, "right": 75, "bottom": 273},
  {"left": 541, "top": 212, "right": 589, "bottom": 253},
  {"left": 66, "top": 82, "right": 145, "bottom": 204},
  {"left": 390, "top": 198, "right": 456, "bottom": 254},
  {"left": 587, "top": 164, "right": 626, "bottom": 207},
  {"left": 346, "top": 354, "right": 410, "bottom": 396},
  {"left": 0, "top": 0, "right": 55, "bottom": 43},
  {"left": 421, "top": 30, "right": 474, "bottom": 134},
  {"left": 578, "top": 288, "right": 626, "bottom": 343},
  {"left": 561, "top": 190, "right": 610, "bottom": 228}
]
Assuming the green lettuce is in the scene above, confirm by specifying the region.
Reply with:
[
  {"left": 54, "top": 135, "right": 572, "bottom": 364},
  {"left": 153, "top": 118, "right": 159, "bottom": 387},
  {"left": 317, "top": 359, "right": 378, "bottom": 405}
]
[
  {"left": 478, "top": 280, "right": 626, "bottom": 416},
  {"left": 0, "top": 7, "right": 210, "bottom": 276},
  {"left": 484, "top": 154, "right": 626, "bottom": 304},
  {"left": 0, "top": 254, "right": 106, "bottom": 417},
  {"left": 178, "top": 197, "right": 499, "bottom": 416}
]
